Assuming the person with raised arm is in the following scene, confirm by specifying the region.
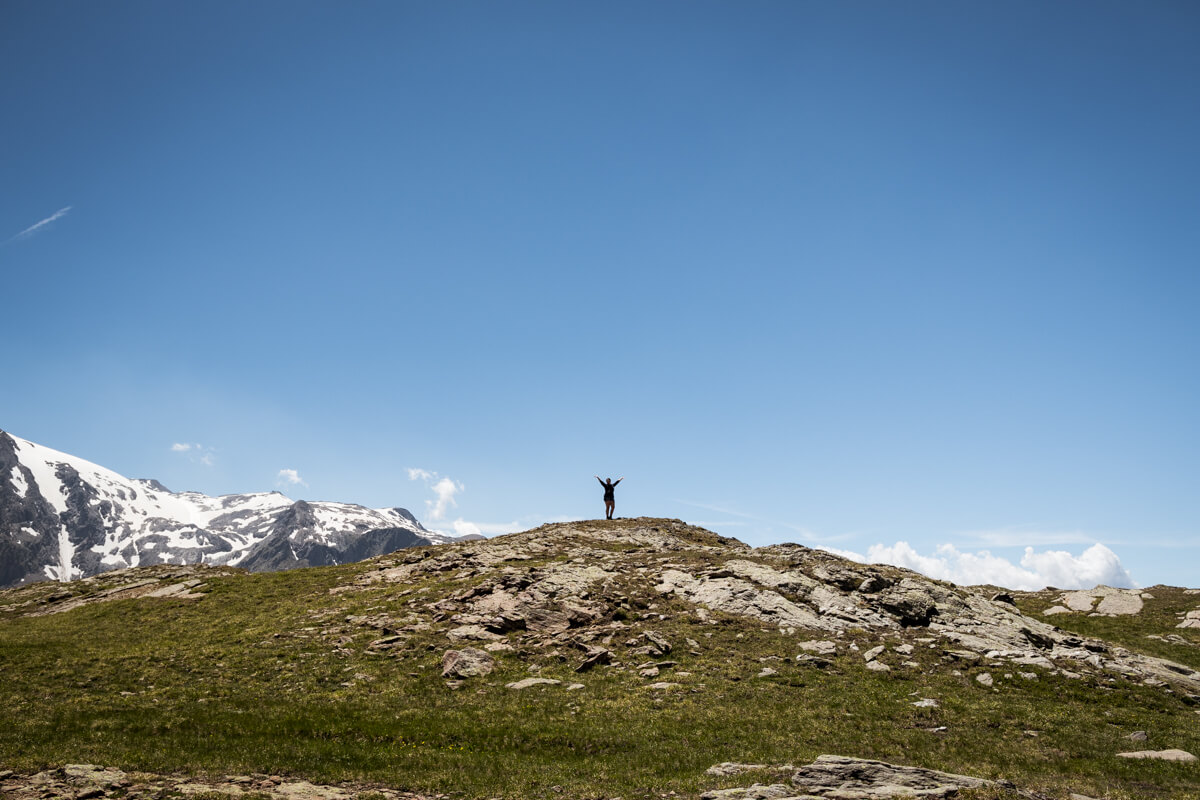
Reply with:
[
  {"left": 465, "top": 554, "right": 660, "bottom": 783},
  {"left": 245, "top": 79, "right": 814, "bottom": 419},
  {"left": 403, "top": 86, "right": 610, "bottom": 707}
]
[{"left": 595, "top": 475, "right": 623, "bottom": 520}]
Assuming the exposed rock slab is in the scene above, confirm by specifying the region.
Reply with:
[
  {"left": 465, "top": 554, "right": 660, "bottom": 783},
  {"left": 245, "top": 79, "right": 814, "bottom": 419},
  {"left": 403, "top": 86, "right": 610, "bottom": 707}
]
[
  {"left": 655, "top": 569, "right": 834, "bottom": 631},
  {"left": 1116, "top": 749, "right": 1197, "bottom": 761},
  {"left": 0, "top": 765, "right": 423, "bottom": 800},
  {"left": 1059, "top": 586, "right": 1144, "bottom": 616},
  {"left": 506, "top": 677, "right": 562, "bottom": 690},
  {"left": 703, "top": 755, "right": 996, "bottom": 799}
]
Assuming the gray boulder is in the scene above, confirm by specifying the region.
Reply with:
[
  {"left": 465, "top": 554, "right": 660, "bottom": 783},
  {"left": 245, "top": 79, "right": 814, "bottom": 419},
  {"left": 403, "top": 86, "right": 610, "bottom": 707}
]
[{"left": 440, "top": 647, "right": 494, "bottom": 678}]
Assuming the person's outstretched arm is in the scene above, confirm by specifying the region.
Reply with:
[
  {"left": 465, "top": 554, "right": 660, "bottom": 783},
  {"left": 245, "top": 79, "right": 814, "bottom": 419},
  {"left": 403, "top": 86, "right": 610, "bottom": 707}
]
[
  {"left": 596, "top": 475, "right": 605, "bottom": 486},
  {"left": 613, "top": 477, "right": 623, "bottom": 486}
]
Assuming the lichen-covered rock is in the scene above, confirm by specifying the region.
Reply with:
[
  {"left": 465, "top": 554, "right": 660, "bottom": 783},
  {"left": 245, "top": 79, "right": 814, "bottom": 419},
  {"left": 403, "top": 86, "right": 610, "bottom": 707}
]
[
  {"left": 440, "top": 647, "right": 494, "bottom": 678},
  {"left": 506, "top": 677, "right": 561, "bottom": 690},
  {"left": 789, "top": 755, "right": 993, "bottom": 798},
  {"left": 1116, "top": 749, "right": 1197, "bottom": 761}
]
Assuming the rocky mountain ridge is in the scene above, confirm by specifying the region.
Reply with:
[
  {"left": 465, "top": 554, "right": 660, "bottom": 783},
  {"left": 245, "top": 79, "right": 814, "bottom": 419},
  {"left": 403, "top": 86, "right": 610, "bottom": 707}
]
[
  {"left": 352, "top": 517, "right": 1200, "bottom": 700},
  {"left": 0, "top": 430, "right": 453, "bottom": 587}
]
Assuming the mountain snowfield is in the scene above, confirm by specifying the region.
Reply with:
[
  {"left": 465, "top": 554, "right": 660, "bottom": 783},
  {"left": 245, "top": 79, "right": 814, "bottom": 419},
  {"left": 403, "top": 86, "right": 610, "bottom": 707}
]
[{"left": 0, "top": 430, "right": 456, "bottom": 587}]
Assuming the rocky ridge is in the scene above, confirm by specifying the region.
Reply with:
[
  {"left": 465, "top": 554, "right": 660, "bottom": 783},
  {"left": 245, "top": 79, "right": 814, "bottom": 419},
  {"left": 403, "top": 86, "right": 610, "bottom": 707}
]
[{"left": 341, "top": 518, "right": 1200, "bottom": 701}]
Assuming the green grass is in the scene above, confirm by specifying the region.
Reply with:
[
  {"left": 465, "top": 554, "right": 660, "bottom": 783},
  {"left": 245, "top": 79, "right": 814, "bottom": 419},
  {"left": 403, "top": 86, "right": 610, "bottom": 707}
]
[{"left": 2, "top": 541, "right": 1199, "bottom": 800}]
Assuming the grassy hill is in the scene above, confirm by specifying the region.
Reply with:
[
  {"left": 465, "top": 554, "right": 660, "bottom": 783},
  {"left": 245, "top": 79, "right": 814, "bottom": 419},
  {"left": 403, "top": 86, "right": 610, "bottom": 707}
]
[{"left": 1, "top": 518, "right": 1197, "bottom": 799}]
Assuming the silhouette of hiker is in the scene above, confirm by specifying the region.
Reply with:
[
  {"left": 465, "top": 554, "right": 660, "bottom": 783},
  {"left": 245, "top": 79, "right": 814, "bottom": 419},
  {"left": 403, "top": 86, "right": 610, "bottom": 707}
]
[{"left": 595, "top": 475, "right": 623, "bottom": 520}]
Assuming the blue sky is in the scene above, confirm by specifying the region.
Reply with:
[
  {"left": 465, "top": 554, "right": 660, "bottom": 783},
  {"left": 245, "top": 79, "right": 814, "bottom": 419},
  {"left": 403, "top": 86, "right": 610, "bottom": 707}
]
[{"left": 3, "top": 2, "right": 1197, "bottom": 589}]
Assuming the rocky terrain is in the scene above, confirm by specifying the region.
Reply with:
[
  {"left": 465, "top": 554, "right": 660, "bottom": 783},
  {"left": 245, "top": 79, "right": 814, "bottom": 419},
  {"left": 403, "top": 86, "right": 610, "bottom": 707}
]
[
  {"left": 348, "top": 518, "right": 1200, "bottom": 700},
  {"left": 0, "top": 755, "right": 1060, "bottom": 800},
  {"left": 2, "top": 518, "right": 1198, "bottom": 799},
  {"left": 0, "top": 430, "right": 455, "bottom": 587}
]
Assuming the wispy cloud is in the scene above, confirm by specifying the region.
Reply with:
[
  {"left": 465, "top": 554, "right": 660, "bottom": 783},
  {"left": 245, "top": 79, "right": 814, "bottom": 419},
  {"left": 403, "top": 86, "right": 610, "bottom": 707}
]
[
  {"left": 170, "top": 442, "right": 216, "bottom": 467},
  {"left": 277, "top": 469, "right": 308, "bottom": 488},
  {"left": 671, "top": 499, "right": 853, "bottom": 543},
  {"left": 819, "top": 541, "right": 1136, "bottom": 591},
  {"left": 429, "top": 477, "right": 462, "bottom": 520},
  {"left": 956, "top": 525, "right": 1096, "bottom": 548},
  {"left": 408, "top": 468, "right": 464, "bottom": 522},
  {"left": 8, "top": 206, "right": 71, "bottom": 242}
]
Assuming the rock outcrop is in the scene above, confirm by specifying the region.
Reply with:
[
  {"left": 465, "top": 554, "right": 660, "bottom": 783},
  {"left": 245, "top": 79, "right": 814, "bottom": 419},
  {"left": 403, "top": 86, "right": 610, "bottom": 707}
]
[
  {"left": 0, "top": 765, "right": 427, "bottom": 800},
  {"left": 701, "top": 755, "right": 998, "bottom": 799},
  {"left": 344, "top": 518, "right": 1200, "bottom": 701}
]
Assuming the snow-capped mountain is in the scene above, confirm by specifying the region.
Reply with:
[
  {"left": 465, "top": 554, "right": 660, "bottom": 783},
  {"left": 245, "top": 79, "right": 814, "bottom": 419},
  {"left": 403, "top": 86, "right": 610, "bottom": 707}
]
[{"left": 0, "top": 430, "right": 456, "bottom": 587}]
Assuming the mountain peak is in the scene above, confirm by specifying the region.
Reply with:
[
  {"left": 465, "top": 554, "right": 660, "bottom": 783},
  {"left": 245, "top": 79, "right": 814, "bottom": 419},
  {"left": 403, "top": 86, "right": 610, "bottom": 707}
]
[{"left": 0, "top": 433, "right": 452, "bottom": 587}]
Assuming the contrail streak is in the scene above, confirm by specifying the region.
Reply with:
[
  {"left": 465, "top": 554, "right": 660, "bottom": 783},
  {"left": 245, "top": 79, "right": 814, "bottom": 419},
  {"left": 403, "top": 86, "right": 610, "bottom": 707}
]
[{"left": 8, "top": 206, "right": 72, "bottom": 242}]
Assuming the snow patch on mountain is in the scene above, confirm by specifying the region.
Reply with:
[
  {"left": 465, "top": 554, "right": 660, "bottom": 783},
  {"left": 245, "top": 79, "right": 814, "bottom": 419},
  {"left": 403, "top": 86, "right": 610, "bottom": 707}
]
[{"left": 0, "top": 430, "right": 454, "bottom": 587}]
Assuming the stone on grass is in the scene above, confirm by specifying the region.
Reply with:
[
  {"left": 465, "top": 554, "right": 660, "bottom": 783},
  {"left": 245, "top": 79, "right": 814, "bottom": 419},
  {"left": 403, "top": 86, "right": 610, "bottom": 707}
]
[
  {"left": 705, "top": 763, "right": 769, "bottom": 777},
  {"left": 1178, "top": 610, "right": 1200, "bottom": 629},
  {"left": 447, "top": 624, "right": 500, "bottom": 641},
  {"left": 789, "top": 755, "right": 993, "bottom": 797},
  {"left": 912, "top": 698, "right": 939, "bottom": 708},
  {"left": 798, "top": 640, "right": 837, "bottom": 656},
  {"left": 976, "top": 672, "right": 994, "bottom": 687},
  {"left": 1116, "top": 749, "right": 1196, "bottom": 761},
  {"left": 1096, "top": 592, "right": 1144, "bottom": 616},
  {"left": 865, "top": 660, "right": 891, "bottom": 672},
  {"left": 506, "top": 677, "right": 562, "bottom": 690},
  {"left": 63, "top": 765, "right": 127, "bottom": 787},
  {"left": 440, "top": 647, "right": 495, "bottom": 679},
  {"left": 701, "top": 785, "right": 794, "bottom": 800}
]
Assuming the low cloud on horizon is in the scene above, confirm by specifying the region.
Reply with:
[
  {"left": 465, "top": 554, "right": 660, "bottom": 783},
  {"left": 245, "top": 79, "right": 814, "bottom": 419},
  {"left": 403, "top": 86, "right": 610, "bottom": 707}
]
[{"left": 819, "top": 541, "right": 1136, "bottom": 591}]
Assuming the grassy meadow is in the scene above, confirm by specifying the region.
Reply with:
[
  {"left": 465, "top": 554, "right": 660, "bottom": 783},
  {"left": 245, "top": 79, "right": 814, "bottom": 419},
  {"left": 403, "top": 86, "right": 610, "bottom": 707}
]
[{"left": 1, "top": 545, "right": 1198, "bottom": 800}]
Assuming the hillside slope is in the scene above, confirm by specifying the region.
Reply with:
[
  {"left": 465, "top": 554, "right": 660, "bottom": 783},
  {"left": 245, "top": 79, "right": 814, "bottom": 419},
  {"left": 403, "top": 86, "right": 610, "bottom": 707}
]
[{"left": 1, "top": 518, "right": 1197, "bottom": 799}]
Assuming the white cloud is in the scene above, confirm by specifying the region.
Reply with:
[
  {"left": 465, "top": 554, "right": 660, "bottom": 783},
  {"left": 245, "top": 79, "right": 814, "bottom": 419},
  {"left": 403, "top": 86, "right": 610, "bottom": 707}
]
[
  {"left": 170, "top": 442, "right": 215, "bottom": 466},
  {"left": 429, "top": 476, "right": 462, "bottom": 521},
  {"left": 9, "top": 206, "right": 71, "bottom": 242},
  {"left": 407, "top": 468, "right": 464, "bottom": 522},
  {"left": 277, "top": 469, "right": 308, "bottom": 487},
  {"left": 818, "top": 541, "right": 1135, "bottom": 591},
  {"left": 452, "top": 519, "right": 482, "bottom": 538}
]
